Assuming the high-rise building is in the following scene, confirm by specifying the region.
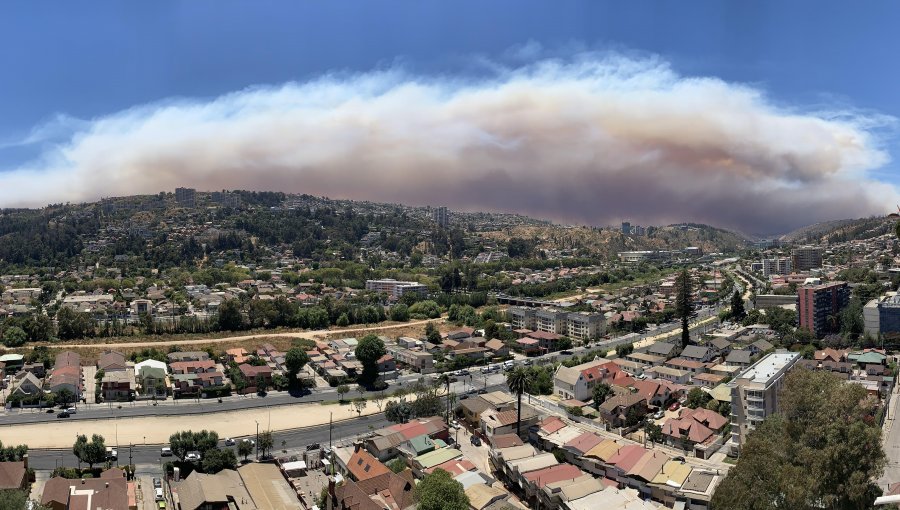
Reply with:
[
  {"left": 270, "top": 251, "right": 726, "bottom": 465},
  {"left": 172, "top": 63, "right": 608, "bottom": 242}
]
[
  {"left": 791, "top": 246, "right": 823, "bottom": 271},
  {"left": 432, "top": 206, "right": 449, "bottom": 228},
  {"left": 632, "top": 225, "right": 646, "bottom": 236},
  {"left": 761, "top": 257, "right": 792, "bottom": 278},
  {"left": 798, "top": 281, "right": 850, "bottom": 337},
  {"left": 729, "top": 351, "right": 800, "bottom": 454},
  {"left": 864, "top": 292, "right": 900, "bottom": 337},
  {"left": 621, "top": 221, "right": 631, "bottom": 235},
  {"left": 566, "top": 312, "right": 605, "bottom": 341},
  {"left": 175, "top": 187, "right": 196, "bottom": 208}
]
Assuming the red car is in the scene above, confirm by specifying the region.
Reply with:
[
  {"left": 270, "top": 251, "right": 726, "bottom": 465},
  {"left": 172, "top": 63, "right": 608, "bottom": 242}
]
[{"left": 668, "top": 402, "right": 680, "bottom": 412}]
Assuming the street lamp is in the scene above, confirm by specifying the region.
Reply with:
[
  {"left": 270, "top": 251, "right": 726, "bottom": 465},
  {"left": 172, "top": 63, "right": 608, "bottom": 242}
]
[{"left": 255, "top": 421, "right": 259, "bottom": 460}]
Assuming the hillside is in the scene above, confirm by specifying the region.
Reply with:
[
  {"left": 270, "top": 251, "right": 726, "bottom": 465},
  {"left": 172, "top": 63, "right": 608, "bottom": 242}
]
[{"left": 780, "top": 216, "right": 895, "bottom": 244}]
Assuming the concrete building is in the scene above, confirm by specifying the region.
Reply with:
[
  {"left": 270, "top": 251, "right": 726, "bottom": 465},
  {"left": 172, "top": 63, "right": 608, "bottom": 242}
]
[
  {"left": 761, "top": 258, "right": 792, "bottom": 278},
  {"left": 791, "top": 246, "right": 823, "bottom": 271},
  {"left": 536, "top": 309, "right": 568, "bottom": 335},
  {"left": 175, "top": 187, "right": 196, "bottom": 208},
  {"left": 754, "top": 294, "right": 798, "bottom": 309},
  {"left": 566, "top": 313, "right": 605, "bottom": 341},
  {"left": 432, "top": 206, "right": 449, "bottom": 228},
  {"left": 729, "top": 351, "right": 801, "bottom": 454},
  {"left": 621, "top": 222, "right": 631, "bottom": 235},
  {"left": 864, "top": 292, "right": 900, "bottom": 337},
  {"left": 798, "top": 282, "right": 850, "bottom": 337},
  {"left": 365, "top": 279, "right": 428, "bottom": 300},
  {"left": 617, "top": 251, "right": 671, "bottom": 264},
  {"left": 508, "top": 307, "right": 537, "bottom": 330}
]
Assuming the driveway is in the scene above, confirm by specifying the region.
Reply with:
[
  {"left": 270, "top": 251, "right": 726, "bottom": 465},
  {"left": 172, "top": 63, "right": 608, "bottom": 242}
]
[{"left": 82, "top": 365, "right": 97, "bottom": 404}]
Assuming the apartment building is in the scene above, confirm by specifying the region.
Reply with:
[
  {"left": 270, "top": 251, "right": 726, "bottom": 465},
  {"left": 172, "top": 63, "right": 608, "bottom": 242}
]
[
  {"left": 508, "top": 307, "right": 537, "bottom": 330},
  {"left": 864, "top": 292, "right": 900, "bottom": 337},
  {"left": 365, "top": 279, "right": 428, "bottom": 300},
  {"left": 536, "top": 309, "right": 568, "bottom": 335},
  {"left": 566, "top": 313, "right": 605, "bottom": 341},
  {"left": 791, "top": 246, "right": 823, "bottom": 271},
  {"left": 798, "top": 281, "right": 850, "bottom": 337},
  {"left": 432, "top": 206, "right": 449, "bottom": 228},
  {"left": 175, "top": 187, "right": 196, "bottom": 208},
  {"left": 729, "top": 351, "right": 800, "bottom": 454},
  {"left": 761, "top": 258, "right": 792, "bottom": 278},
  {"left": 754, "top": 294, "right": 798, "bottom": 309},
  {"left": 394, "top": 349, "right": 435, "bottom": 374}
]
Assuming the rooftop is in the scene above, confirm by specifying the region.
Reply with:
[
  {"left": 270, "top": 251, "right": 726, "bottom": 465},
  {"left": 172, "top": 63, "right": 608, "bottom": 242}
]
[{"left": 735, "top": 351, "right": 800, "bottom": 385}]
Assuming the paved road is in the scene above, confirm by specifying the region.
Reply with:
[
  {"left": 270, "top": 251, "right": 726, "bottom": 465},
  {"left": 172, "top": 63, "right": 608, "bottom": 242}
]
[
  {"left": 879, "top": 385, "right": 900, "bottom": 491},
  {"left": 26, "top": 413, "right": 393, "bottom": 470}
]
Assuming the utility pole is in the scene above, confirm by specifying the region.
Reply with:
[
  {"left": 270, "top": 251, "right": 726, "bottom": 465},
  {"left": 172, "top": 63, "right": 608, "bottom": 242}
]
[
  {"left": 255, "top": 421, "right": 259, "bottom": 460},
  {"left": 129, "top": 444, "right": 133, "bottom": 467}
]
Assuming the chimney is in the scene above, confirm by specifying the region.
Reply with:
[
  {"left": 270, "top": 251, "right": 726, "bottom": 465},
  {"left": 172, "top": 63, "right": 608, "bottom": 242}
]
[
  {"left": 105, "top": 482, "right": 109, "bottom": 488},
  {"left": 81, "top": 479, "right": 85, "bottom": 484}
]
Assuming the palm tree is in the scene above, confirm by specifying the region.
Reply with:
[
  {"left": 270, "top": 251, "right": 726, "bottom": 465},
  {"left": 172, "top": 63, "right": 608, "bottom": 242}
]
[
  {"left": 437, "top": 374, "right": 451, "bottom": 422},
  {"left": 506, "top": 367, "right": 530, "bottom": 437}
]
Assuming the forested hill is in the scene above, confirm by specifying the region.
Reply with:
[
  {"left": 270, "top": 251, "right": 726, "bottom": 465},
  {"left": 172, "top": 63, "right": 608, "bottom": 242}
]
[{"left": 0, "top": 191, "right": 746, "bottom": 271}]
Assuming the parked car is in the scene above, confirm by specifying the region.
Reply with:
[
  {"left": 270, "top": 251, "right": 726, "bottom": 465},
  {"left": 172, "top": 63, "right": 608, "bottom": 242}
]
[
  {"left": 477, "top": 388, "right": 488, "bottom": 394},
  {"left": 653, "top": 410, "right": 665, "bottom": 420},
  {"left": 155, "top": 487, "right": 164, "bottom": 501},
  {"left": 673, "top": 456, "right": 686, "bottom": 462},
  {"left": 153, "top": 478, "right": 162, "bottom": 489},
  {"left": 185, "top": 451, "right": 201, "bottom": 462},
  {"left": 106, "top": 448, "right": 117, "bottom": 461},
  {"left": 669, "top": 402, "right": 680, "bottom": 412},
  {"left": 224, "top": 438, "right": 236, "bottom": 446},
  {"left": 65, "top": 407, "right": 77, "bottom": 414},
  {"left": 160, "top": 447, "right": 172, "bottom": 457},
  {"left": 56, "top": 411, "right": 70, "bottom": 418},
  {"left": 449, "top": 420, "right": 460, "bottom": 429},
  {"left": 470, "top": 435, "right": 482, "bottom": 447},
  {"left": 458, "top": 370, "right": 470, "bottom": 376},
  {"left": 560, "top": 350, "right": 573, "bottom": 355}
]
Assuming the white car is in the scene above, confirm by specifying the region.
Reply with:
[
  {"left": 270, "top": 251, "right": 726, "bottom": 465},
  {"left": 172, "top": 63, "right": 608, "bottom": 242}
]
[
  {"left": 160, "top": 447, "right": 172, "bottom": 457},
  {"left": 155, "top": 488, "right": 164, "bottom": 501},
  {"left": 185, "top": 451, "right": 201, "bottom": 462},
  {"left": 65, "top": 407, "right": 77, "bottom": 414},
  {"left": 449, "top": 420, "right": 460, "bottom": 429},
  {"left": 224, "top": 438, "right": 236, "bottom": 446}
]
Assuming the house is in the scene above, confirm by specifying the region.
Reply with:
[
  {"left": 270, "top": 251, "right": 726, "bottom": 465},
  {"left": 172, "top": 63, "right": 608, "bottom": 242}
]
[
  {"left": 645, "top": 366, "right": 691, "bottom": 385},
  {"left": 376, "top": 354, "right": 397, "bottom": 373},
  {"left": 631, "top": 379, "right": 673, "bottom": 408},
  {"left": 225, "top": 348, "right": 250, "bottom": 364},
  {"left": 526, "top": 331, "right": 565, "bottom": 352},
  {"left": 481, "top": 406, "right": 540, "bottom": 439},
  {"left": 485, "top": 339, "right": 510, "bottom": 358},
  {"left": 598, "top": 394, "right": 647, "bottom": 428},
  {"left": 9, "top": 371, "right": 43, "bottom": 397},
  {"left": 47, "top": 366, "right": 82, "bottom": 398},
  {"left": 97, "top": 350, "right": 128, "bottom": 372},
  {"left": 169, "top": 360, "right": 217, "bottom": 374},
  {"left": 0, "top": 458, "right": 27, "bottom": 490},
  {"left": 239, "top": 364, "right": 274, "bottom": 385},
  {"left": 21, "top": 362, "right": 46, "bottom": 378},
  {"left": 661, "top": 408, "right": 728, "bottom": 456},
  {"left": 748, "top": 339, "right": 775, "bottom": 355},
  {"left": 346, "top": 447, "right": 390, "bottom": 482},
  {"left": 664, "top": 358, "right": 707, "bottom": 375},
  {"left": 460, "top": 392, "right": 516, "bottom": 429},
  {"left": 708, "top": 338, "right": 732, "bottom": 357},
  {"left": 330, "top": 464, "right": 416, "bottom": 510},
  {"left": 724, "top": 350, "right": 753, "bottom": 368},
  {"left": 679, "top": 346, "right": 713, "bottom": 363},
  {"left": 136, "top": 365, "right": 167, "bottom": 397},
  {"left": 646, "top": 342, "right": 678, "bottom": 359},
  {"left": 173, "top": 469, "right": 255, "bottom": 510},
  {"left": 394, "top": 349, "right": 435, "bottom": 374},
  {"left": 554, "top": 359, "right": 627, "bottom": 402},
  {"left": 42, "top": 470, "right": 130, "bottom": 510},
  {"left": 101, "top": 369, "right": 135, "bottom": 402}
]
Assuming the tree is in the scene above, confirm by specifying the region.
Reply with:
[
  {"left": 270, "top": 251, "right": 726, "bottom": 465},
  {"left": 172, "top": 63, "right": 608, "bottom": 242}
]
[
  {"left": 593, "top": 382, "right": 612, "bottom": 408},
  {"left": 216, "top": 299, "right": 244, "bottom": 331},
  {"left": 336, "top": 384, "right": 350, "bottom": 402},
  {"left": 645, "top": 422, "right": 663, "bottom": 443},
  {"left": 674, "top": 269, "right": 694, "bottom": 348},
  {"left": 684, "top": 388, "right": 712, "bottom": 409},
  {"left": 390, "top": 304, "right": 409, "bottom": 322},
  {"left": 255, "top": 374, "right": 268, "bottom": 394},
  {"left": 355, "top": 334, "right": 387, "bottom": 387},
  {"left": 237, "top": 440, "right": 253, "bottom": 461},
  {"left": 0, "top": 441, "right": 28, "bottom": 462},
  {"left": 284, "top": 347, "right": 310, "bottom": 385},
  {"left": 506, "top": 367, "right": 530, "bottom": 437},
  {"left": 336, "top": 313, "right": 350, "bottom": 327},
  {"left": 258, "top": 431, "right": 274, "bottom": 459},
  {"left": 352, "top": 397, "right": 368, "bottom": 416},
  {"left": 387, "top": 457, "right": 407, "bottom": 473},
  {"left": 56, "top": 388, "right": 75, "bottom": 407},
  {"left": 416, "top": 468, "right": 470, "bottom": 510},
  {"left": 1, "top": 326, "right": 27, "bottom": 348},
  {"left": 730, "top": 290, "right": 746, "bottom": 320},
  {"left": 73, "top": 434, "right": 107, "bottom": 469},
  {"left": 385, "top": 399, "right": 413, "bottom": 423},
  {"left": 0, "top": 489, "right": 47, "bottom": 510},
  {"left": 424, "top": 322, "right": 441, "bottom": 344},
  {"left": 711, "top": 369, "right": 886, "bottom": 509},
  {"left": 201, "top": 447, "right": 237, "bottom": 474},
  {"left": 168, "top": 430, "right": 219, "bottom": 461}
]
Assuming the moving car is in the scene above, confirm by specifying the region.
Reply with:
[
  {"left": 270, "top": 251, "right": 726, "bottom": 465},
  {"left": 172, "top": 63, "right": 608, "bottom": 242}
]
[
  {"left": 65, "top": 407, "right": 77, "bottom": 414},
  {"left": 155, "top": 487, "right": 164, "bottom": 501},
  {"left": 470, "top": 435, "right": 482, "bottom": 447},
  {"left": 106, "top": 448, "right": 117, "bottom": 461},
  {"left": 449, "top": 420, "right": 460, "bottom": 429},
  {"left": 153, "top": 478, "right": 162, "bottom": 489},
  {"left": 56, "top": 411, "right": 70, "bottom": 418},
  {"left": 224, "top": 438, "right": 236, "bottom": 446},
  {"left": 160, "top": 447, "right": 172, "bottom": 457}
]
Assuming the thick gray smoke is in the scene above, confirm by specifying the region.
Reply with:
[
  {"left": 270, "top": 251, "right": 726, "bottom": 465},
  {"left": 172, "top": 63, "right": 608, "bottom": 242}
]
[{"left": 1, "top": 53, "right": 895, "bottom": 235}]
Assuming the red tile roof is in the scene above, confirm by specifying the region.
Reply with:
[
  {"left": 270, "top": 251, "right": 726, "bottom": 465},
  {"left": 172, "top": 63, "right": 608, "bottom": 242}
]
[
  {"left": 523, "top": 464, "right": 583, "bottom": 488},
  {"left": 607, "top": 445, "right": 648, "bottom": 471},
  {"left": 348, "top": 448, "right": 391, "bottom": 482}
]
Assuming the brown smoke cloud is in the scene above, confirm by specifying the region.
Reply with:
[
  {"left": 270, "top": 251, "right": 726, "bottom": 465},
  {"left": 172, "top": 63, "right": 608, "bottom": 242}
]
[{"left": 1, "top": 53, "right": 895, "bottom": 235}]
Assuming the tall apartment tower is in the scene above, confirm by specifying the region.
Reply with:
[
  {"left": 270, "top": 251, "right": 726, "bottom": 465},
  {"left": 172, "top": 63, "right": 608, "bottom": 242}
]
[
  {"left": 621, "top": 221, "right": 631, "bottom": 235},
  {"left": 761, "top": 257, "right": 792, "bottom": 278},
  {"left": 791, "top": 246, "right": 823, "bottom": 271},
  {"left": 175, "top": 187, "right": 196, "bottom": 208},
  {"left": 798, "top": 281, "right": 850, "bottom": 337},
  {"left": 729, "top": 351, "right": 800, "bottom": 454},
  {"left": 432, "top": 206, "right": 449, "bottom": 228}
]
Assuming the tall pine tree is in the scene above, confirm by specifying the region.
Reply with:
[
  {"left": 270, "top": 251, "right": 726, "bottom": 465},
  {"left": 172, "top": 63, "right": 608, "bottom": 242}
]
[{"left": 675, "top": 269, "right": 694, "bottom": 348}]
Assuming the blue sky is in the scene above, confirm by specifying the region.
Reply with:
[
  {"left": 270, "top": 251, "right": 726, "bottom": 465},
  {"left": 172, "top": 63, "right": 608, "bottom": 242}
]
[{"left": 1, "top": 1, "right": 899, "bottom": 233}]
